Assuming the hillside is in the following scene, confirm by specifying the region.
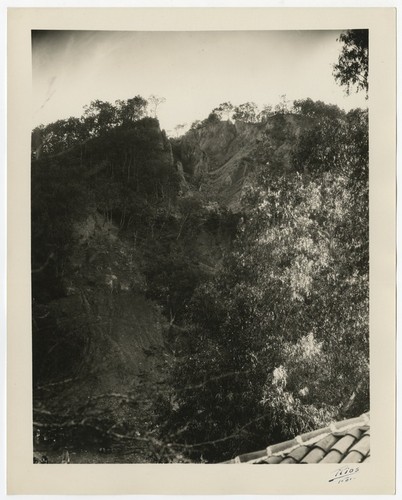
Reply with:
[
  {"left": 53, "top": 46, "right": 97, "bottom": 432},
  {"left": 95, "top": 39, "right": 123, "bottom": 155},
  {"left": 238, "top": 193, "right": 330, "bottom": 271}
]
[
  {"left": 31, "top": 115, "right": 239, "bottom": 462},
  {"left": 31, "top": 100, "right": 369, "bottom": 463}
]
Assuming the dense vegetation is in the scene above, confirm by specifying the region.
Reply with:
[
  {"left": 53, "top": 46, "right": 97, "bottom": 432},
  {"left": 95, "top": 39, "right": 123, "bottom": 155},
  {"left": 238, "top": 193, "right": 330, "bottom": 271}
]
[
  {"left": 31, "top": 30, "right": 369, "bottom": 463},
  {"left": 31, "top": 97, "right": 238, "bottom": 462},
  {"left": 158, "top": 103, "right": 368, "bottom": 462}
]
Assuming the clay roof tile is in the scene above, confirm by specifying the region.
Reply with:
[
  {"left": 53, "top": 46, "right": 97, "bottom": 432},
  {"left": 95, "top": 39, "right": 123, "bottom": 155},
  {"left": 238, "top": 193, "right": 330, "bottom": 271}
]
[
  {"left": 266, "top": 439, "right": 297, "bottom": 458},
  {"left": 301, "top": 447, "right": 326, "bottom": 464},
  {"left": 267, "top": 455, "right": 284, "bottom": 464},
  {"left": 344, "top": 427, "right": 363, "bottom": 440},
  {"left": 222, "top": 412, "right": 369, "bottom": 465},
  {"left": 318, "top": 449, "right": 344, "bottom": 463},
  {"left": 262, "top": 456, "right": 283, "bottom": 464},
  {"left": 280, "top": 456, "right": 298, "bottom": 464},
  {"left": 286, "top": 445, "right": 311, "bottom": 462},
  {"left": 341, "top": 450, "right": 365, "bottom": 463},
  {"left": 314, "top": 433, "right": 340, "bottom": 452},
  {"left": 297, "top": 427, "right": 331, "bottom": 444},
  {"left": 348, "top": 434, "right": 370, "bottom": 457},
  {"left": 330, "top": 434, "right": 357, "bottom": 455}
]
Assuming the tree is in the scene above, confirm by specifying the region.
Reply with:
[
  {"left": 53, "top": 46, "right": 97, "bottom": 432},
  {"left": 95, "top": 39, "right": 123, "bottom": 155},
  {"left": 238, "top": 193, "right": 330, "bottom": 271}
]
[
  {"left": 115, "top": 96, "right": 148, "bottom": 125},
  {"left": 32, "top": 96, "right": 151, "bottom": 159},
  {"left": 190, "top": 120, "right": 202, "bottom": 130},
  {"left": 232, "top": 102, "right": 258, "bottom": 122},
  {"left": 274, "top": 94, "right": 291, "bottom": 115},
  {"left": 83, "top": 100, "right": 119, "bottom": 135},
  {"left": 257, "top": 104, "right": 274, "bottom": 122},
  {"left": 212, "top": 102, "right": 234, "bottom": 121},
  {"left": 32, "top": 125, "right": 45, "bottom": 159},
  {"left": 32, "top": 117, "right": 90, "bottom": 157},
  {"left": 148, "top": 95, "right": 166, "bottom": 118},
  {"left": 174, "top": 123, "right": 187, "bottom": 138},
  {"left": 333, "top": 29, "right": 368, "bottom": 97},
  {"left": 292, "top": 98, "right": 342, "bottom": 120}
]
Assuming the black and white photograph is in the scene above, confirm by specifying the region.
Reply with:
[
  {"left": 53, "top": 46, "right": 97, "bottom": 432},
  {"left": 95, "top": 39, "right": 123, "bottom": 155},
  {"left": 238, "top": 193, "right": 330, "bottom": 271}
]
[
  {"left": 5, "top": 5, "right": 399, "bottom": 495},
  {"left": 30, "top": 28, "right": 370, "bottom": 466}
]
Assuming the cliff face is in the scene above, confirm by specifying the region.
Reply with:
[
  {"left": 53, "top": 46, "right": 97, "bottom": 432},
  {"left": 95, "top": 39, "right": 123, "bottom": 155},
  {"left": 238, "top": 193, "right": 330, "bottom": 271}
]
[{"left": 177, "top": 114, "right": 307, "bottom": 208}]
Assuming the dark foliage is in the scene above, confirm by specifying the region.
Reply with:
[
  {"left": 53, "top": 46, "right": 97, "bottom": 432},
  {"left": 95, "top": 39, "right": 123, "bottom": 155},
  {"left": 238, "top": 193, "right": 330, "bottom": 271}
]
[{"left": 333, "top": 29, "right": 368, "bottom": 97}]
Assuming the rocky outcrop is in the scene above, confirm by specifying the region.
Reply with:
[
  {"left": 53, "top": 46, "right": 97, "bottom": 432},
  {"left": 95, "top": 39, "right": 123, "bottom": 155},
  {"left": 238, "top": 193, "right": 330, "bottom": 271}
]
[{"left": 175, "top": 115, "right": 306, "bottom": 208}]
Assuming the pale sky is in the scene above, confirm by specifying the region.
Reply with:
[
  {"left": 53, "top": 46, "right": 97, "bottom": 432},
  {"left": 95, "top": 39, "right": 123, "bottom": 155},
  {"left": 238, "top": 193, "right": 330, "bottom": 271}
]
[{"left": 32, "top": 30, "right": 367, "bottom": 133}]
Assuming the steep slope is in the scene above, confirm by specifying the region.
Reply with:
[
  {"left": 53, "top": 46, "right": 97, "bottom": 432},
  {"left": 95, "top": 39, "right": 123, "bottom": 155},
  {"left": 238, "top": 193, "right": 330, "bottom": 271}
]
[
  {"left": 33, "top": 213, "right": 170, "bottom": 462},
  {"left": 32, "top": 110, "right": 311, "bottom": 462},
  {"left": 32, "top": 118, "right": 178, "bottom": 459},
  {"left": 176, "top": 114, "right": 309, "bottom": 207},
  {"left": 31, "top": 116, "right": 237, "bottom": 461}
]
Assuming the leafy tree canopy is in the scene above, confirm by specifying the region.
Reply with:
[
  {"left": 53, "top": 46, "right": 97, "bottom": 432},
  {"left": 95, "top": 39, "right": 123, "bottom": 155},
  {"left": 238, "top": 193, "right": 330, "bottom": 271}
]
[
  {"left": 160, "top": 103, "right": 369, "bottom": 463},
  {"left": 232, "top": 102, "right": 259, "bottom": 123},
  {"left": 32, "top": 95, "right": 153, "bottom": 159},
  {"left": 333, "top": 29, "right": 368, "bottom": 97}
]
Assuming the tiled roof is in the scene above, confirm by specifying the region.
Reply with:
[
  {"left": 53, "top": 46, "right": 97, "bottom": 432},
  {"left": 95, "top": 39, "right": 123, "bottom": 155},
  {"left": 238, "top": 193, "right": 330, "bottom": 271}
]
[{"left": 223, "top": 412, "right": 370, "bottom": 464}]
